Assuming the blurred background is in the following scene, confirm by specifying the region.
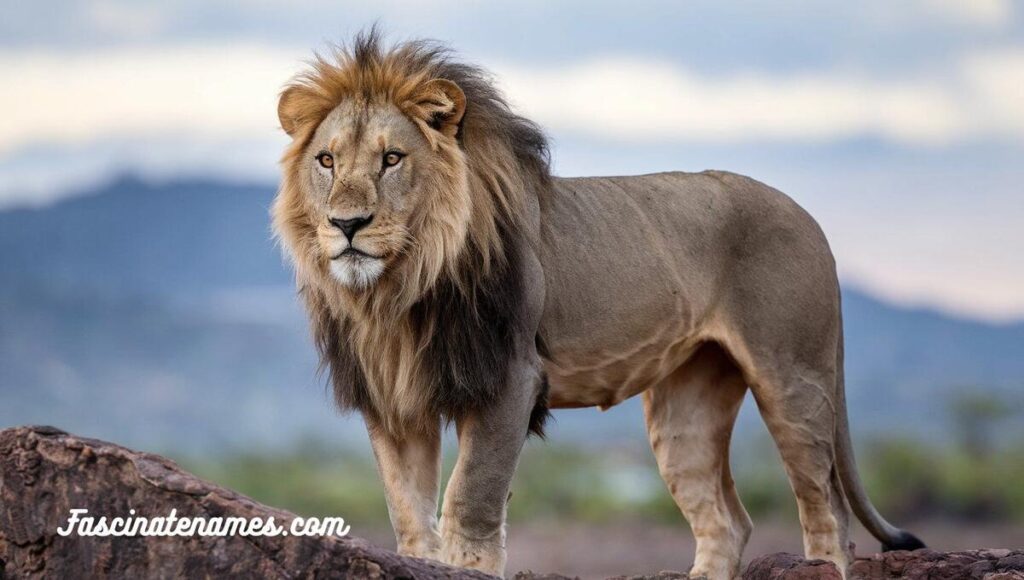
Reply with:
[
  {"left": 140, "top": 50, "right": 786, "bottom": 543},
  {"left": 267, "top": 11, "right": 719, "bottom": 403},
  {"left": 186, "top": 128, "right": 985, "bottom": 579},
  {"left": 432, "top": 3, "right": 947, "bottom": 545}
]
[{"left": 2, "top": 1, "right": 1023, "bottom": 576}]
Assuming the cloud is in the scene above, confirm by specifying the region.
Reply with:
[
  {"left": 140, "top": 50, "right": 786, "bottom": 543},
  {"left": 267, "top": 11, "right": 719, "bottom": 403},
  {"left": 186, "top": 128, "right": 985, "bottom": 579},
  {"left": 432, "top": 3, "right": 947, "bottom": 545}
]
[
  {"left": 0, "top": 44, "right": 302, "bottom": 155},
  {"left": 496, "top": 60, "right": 970, "bottom": 145},
  {"left": 959, "top": 48, "right": 1024, "bottom": 135},
  {"left": 494, "top": 49, "right": 1024, "bottom": 145},
  {"left": 3, "top": 43, "right": 1023, "bottom": 159},
  {"left": 86, "top": 0, "right": 168, "bottom": 39},
  {"left": 916, "top": 0, "right": 1014, "bottom": 28}
]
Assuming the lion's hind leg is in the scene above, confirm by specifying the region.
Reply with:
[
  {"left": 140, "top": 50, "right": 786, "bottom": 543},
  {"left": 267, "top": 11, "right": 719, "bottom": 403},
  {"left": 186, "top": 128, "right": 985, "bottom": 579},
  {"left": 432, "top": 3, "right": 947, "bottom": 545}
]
[
  {"left": 642, "top": 343, "right": 752, "bottom": 580},
  {"left": 747, "top": 364, "right": 852, "bottom": 576}
]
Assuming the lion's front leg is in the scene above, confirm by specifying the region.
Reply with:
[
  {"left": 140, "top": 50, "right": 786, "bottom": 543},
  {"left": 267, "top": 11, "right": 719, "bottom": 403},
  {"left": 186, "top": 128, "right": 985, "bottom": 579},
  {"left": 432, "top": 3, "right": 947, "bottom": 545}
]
[
  {"left": 366, "top": 416, "right": 443, "bottom": 560},
  {"left": 438, "top": 358, "right": 542, "bottom": 576}
]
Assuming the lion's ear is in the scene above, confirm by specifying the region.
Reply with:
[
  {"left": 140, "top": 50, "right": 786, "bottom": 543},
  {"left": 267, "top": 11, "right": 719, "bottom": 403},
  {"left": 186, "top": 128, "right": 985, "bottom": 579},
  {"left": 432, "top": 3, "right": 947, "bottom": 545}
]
[
  {"left": 278, "top": 86, "right": 305, "bottom": 137},
  {"left": 416, "top": 79, "right": 466, "bottom": 139}
]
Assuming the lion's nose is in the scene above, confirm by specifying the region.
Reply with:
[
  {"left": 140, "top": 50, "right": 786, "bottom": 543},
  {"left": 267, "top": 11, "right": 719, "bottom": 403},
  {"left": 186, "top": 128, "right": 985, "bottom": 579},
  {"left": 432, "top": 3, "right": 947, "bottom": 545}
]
[{"left": 329, "top": 214, "right": 374, "bottom": 242}]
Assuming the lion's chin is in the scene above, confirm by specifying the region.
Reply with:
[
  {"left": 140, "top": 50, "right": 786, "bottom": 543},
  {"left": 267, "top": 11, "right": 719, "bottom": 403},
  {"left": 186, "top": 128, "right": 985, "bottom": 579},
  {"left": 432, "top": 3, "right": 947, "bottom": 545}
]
[{"left": 330, "top": 257, "right": 385, "bottom": 290}]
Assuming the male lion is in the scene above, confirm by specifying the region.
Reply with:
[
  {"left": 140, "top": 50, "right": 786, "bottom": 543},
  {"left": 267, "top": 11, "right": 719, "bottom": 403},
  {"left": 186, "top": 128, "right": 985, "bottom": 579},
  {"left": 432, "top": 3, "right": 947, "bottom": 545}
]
[{"left": 272, "top": 31, "right": 923, "bottom": 579}]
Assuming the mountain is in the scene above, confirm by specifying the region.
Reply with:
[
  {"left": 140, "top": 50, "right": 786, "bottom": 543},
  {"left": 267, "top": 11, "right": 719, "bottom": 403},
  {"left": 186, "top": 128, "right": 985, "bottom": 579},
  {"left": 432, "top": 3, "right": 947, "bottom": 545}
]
[
  {"left": 0, "top": 176, "right": 285, "bottom": 300},
  {"left": 1, "top": 176, "right": 1021, "bottom": 453}
]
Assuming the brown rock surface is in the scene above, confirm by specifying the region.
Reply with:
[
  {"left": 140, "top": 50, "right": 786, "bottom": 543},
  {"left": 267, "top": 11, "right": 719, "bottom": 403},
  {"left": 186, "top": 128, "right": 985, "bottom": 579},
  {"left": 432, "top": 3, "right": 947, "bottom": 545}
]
[
  {"left": 0, "top": 425, "right": 490, "bottom": 579},
  {"left": 2, "top": 426, "right": 1022, "bottom": 579}
]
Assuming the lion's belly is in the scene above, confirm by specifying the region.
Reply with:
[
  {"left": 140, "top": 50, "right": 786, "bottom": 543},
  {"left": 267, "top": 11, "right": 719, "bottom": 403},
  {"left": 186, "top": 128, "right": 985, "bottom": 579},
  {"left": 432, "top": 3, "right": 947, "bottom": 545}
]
[
  {"left": 538, "top": 249, "right": 709, "bottom": 409},
  {"left": 542, "top": 331, "right": 706, "bottom": 409}
]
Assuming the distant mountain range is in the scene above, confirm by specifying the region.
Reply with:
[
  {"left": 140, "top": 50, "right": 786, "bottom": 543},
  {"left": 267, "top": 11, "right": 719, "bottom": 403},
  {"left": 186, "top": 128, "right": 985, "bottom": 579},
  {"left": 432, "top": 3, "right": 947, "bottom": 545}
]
[{"left": 1, "top": 176, "right": 1021, "bottom": 454}]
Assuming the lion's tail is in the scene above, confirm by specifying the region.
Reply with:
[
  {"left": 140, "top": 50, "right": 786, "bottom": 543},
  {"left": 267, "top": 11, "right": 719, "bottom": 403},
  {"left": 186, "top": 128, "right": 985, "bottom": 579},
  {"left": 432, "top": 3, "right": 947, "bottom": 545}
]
[{"left": 834, "top": 333, "right": 926, "bottom": 552}]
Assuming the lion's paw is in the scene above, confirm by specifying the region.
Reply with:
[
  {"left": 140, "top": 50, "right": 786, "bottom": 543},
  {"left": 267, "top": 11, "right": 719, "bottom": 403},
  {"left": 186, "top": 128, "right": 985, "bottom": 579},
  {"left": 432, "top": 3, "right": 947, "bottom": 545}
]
[
  {"left": 438, "top": 528, "right": 506, "bottom": 576},
  {"left": 395, "top": 529, "right": 443, "bottom": 562}
]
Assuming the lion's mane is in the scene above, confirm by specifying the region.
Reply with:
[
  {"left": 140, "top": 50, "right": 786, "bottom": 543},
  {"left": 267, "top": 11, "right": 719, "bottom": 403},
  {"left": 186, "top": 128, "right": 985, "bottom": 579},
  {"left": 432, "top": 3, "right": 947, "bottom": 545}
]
[{"left": 272, "top": 30, "right": 552, "bottom": 436}]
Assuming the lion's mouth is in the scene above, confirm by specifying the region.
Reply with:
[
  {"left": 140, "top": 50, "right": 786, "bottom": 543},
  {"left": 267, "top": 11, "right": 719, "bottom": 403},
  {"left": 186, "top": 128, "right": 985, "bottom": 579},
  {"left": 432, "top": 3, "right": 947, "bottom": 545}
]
[{"left": 331, "top": 247, "right": 382, "bottom": 261}]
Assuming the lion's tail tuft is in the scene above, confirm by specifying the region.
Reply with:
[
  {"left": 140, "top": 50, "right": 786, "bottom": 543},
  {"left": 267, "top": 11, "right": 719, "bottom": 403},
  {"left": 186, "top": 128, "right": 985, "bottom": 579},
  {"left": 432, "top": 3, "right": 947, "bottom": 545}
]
[{"left": 882, "top": 530, "right": 927, "bottom": 552}]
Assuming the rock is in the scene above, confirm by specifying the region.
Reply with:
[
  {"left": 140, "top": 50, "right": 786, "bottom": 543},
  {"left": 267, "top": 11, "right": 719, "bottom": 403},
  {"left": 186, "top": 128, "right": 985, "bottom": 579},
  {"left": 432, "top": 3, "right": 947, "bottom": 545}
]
[
  {"left": 2, "top": 426, "right": 1022, "bottom": 579},
  {"left": 0, "top": 426, "right": 491, "bottom": 579},
  {"left": 743, "top": 553, "right": 843, "bottom": 579},
  {"left": 842, "top": 548, "right": 1024, "bottom": 580}
]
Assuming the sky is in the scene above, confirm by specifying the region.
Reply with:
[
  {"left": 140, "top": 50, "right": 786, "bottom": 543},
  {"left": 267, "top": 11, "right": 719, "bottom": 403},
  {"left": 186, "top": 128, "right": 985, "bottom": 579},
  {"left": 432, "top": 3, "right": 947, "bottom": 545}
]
[{"left": 3, "top": 0, "right": 1023, "bottom": 321}]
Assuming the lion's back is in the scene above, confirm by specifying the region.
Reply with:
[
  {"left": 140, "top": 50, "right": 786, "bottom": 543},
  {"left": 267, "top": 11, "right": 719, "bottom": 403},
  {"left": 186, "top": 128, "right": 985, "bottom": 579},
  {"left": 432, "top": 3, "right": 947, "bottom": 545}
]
[{"left": 542, "top": 168, "right": 828, "bottom": 270}]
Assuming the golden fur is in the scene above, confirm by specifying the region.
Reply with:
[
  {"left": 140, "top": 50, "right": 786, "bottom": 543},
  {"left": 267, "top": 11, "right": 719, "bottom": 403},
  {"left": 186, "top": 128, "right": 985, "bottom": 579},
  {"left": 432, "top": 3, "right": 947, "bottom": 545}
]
[{"left": 272, "top": 31, "right": 550, "bottom": 435}]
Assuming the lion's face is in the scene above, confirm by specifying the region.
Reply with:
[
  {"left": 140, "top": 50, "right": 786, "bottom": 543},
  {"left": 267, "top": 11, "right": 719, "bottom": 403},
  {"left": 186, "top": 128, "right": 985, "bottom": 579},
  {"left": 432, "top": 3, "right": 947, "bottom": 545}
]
[
  {"left": 275, "top": 51, "right": 480, "bottom": 305},
  {"left": 293, "top": 97, "right": 468, "bottom": 290},
  {"left": 301, "top": 101, "right": 424, "bottom": 288}
]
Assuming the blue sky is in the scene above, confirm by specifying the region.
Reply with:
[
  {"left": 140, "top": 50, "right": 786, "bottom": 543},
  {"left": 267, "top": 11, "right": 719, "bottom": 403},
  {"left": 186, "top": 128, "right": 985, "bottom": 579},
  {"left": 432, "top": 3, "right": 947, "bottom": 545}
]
[{"left": 3, "top": 0, "right": 1023, "bottom": 320}]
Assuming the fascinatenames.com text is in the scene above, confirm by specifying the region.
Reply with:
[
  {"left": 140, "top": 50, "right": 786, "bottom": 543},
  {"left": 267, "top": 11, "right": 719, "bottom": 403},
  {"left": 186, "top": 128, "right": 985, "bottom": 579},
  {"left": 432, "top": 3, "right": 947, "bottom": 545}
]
[{"left": 56, "top": 509, "right": 351, "bottom": 538}]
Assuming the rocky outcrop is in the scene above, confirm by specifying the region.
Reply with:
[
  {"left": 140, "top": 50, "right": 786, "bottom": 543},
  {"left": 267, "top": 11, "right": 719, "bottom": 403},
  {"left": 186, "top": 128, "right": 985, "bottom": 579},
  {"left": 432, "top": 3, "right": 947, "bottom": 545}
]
[
  {"left": 1, "top": 426, "right": 1021, "bottom": 579},
  {"left": 0, "top": 426, "right": 489, "bottom": 579}
]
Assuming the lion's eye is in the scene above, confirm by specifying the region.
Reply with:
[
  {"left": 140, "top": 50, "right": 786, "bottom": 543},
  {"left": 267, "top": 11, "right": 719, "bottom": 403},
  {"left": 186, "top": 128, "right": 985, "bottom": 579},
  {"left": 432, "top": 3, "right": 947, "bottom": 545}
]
[
  {"left": 316, "top": 153, "right": 334, "bottom": 169},
  {"left": 382, "top": 151, "right": 404, "bottom": 168}
]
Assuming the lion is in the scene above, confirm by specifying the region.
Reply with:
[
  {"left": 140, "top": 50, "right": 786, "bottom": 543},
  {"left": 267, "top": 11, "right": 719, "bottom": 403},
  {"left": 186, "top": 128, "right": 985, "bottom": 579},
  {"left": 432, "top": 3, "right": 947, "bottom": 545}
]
[{"left": 272, "top": 31, "right": 924, "bottom": 579}]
